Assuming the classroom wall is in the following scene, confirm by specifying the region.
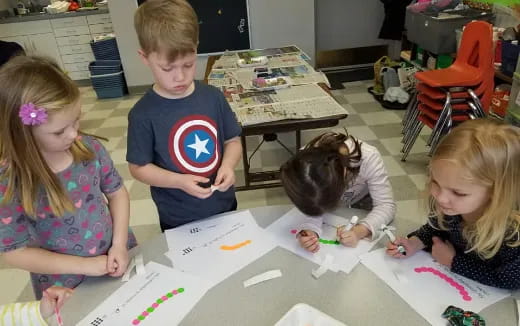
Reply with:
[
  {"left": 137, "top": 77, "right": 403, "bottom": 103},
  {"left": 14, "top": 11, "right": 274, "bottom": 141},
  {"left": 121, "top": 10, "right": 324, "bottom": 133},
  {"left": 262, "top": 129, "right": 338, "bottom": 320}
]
[
  {"left": 108, "top": 0, "right": 316, "bottom": 89},
  {"left": 316, "top": 0, "right": 388, "bottom": 51},
  {"left": 0, "top": 0, "right": 11, "bottom": 11}
]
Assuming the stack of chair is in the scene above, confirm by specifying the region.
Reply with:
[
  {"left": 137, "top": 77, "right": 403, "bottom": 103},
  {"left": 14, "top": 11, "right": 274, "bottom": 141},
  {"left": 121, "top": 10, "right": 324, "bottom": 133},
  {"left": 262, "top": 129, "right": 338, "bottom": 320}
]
[{"left": 401, "top": 20, "right": 494, "bottom": 161}]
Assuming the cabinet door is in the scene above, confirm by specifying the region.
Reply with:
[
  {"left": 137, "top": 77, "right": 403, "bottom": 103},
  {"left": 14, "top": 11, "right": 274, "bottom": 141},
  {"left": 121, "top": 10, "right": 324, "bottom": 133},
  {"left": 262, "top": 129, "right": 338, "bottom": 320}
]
[
  {"left": 0, "top": 36, "right": 30, "bottom": 53},
  {"left": 28, "top": 33, "right": 64, "bottom": 67}
]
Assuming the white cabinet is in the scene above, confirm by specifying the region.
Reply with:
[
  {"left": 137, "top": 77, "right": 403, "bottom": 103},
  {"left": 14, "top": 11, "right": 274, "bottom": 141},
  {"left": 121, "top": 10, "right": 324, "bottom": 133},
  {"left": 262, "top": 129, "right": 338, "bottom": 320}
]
[
  {"left": 0, "top": 33, "right": 62, "bottom": 67},
  {"left": 54, "top": 25, "right": 91, "bottom": 38},
  {"left": 0, "top": 12, "right": 115, "bottom": 81},
  {"left": 27, "top": 33, "right": 63, "bottom": 67},
  {"left": 86, "top": 14, "right": 111, "bottom": 25},
  {"left": 50, "top": 16, "right": 88, "bottom": 29}
]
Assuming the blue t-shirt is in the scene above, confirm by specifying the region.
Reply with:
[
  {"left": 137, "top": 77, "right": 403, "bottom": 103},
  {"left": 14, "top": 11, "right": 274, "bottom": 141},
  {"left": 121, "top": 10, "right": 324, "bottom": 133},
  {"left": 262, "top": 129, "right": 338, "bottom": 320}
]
[{"left": 126, "top": 81, "right": 241, "bottom": 228}]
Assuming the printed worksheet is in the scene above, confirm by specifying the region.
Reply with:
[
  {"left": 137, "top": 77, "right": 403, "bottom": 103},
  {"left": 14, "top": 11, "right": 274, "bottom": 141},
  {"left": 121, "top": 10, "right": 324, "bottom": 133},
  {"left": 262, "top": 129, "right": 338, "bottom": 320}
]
[
  {"left": 360, "top": 249, "right": 510, "bottom": 326},
  {"left": 265, "top": 208, "right": 381, "bottom": 274},
  {"left": 165, "top": 210, "right": 276, "bottom": 284},
  {"left": 77, "top": 262, "right": 212, "bottom": 326}
]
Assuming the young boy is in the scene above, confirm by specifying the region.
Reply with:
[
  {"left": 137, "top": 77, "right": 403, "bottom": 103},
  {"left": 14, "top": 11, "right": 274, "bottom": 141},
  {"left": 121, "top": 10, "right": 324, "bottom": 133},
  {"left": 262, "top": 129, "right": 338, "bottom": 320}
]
[{"left": 128, "top": 0, "right": 242, "bottom": 231}]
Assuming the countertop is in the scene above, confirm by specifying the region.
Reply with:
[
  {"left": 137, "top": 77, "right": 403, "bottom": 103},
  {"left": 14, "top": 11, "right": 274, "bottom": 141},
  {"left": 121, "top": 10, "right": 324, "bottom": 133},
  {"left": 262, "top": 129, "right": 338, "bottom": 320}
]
[{"left": 0, "top": 8, "right": 109, "bottom": 24}]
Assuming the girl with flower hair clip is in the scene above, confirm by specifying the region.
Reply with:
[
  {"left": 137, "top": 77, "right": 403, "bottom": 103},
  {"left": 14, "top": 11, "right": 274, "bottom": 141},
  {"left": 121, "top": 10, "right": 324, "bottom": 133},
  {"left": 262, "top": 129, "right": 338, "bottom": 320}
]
[{"left": 0, "top": 56, "right": 137, "bottom": 299}]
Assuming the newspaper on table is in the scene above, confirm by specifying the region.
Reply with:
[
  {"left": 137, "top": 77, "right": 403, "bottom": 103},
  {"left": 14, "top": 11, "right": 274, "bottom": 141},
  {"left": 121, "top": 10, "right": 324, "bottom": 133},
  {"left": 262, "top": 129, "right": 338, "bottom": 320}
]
[
  {"left": 229, "top": 84, "right": 347, "bottom": 126},
  {"left": 208, "top": 46, "right": 343, "bottom": 126}
]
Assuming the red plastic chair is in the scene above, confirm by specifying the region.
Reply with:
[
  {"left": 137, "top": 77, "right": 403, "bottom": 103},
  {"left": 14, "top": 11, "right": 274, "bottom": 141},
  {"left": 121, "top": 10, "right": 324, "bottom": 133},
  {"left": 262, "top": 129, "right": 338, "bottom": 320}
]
[{"left": 414, "top": 21, "right": 493, "bottom": 87}]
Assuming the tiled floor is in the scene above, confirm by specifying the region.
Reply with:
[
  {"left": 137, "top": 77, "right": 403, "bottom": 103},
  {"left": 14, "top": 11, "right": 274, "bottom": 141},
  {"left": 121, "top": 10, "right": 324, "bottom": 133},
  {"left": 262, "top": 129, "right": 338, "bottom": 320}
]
[{"left": 1, "top": 80, "right": 431, "bottom": 304}]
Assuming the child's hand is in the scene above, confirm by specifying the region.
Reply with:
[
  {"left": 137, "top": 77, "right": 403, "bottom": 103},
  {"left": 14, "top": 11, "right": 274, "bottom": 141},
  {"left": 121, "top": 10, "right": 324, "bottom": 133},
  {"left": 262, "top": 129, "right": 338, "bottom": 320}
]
[
  {"left": 386, "top": 236, "right": 424, "bottom": 258},
  {"left": 432, "top": 236, "right": 455, "bottom": 268},
  {"left": 337, "top": 227, "right": 360, "bottom": 247},
  {"left": 85, "top": 255, "right": 109, "bottom": 276},
  {"left": 214, "top": 165, "right": 235, "bottom": 192},
  {"left": 107, "top": 245, "right": 129, "bottom": 277},
  {"left": 177, "top": 174, "right": 212, "bottom": 199},
  {"left": 297, "top": 230, "right": 320, "bottom": 253},
  {"left": 40, "top": 286, "right": 73, "bottom": 319}
]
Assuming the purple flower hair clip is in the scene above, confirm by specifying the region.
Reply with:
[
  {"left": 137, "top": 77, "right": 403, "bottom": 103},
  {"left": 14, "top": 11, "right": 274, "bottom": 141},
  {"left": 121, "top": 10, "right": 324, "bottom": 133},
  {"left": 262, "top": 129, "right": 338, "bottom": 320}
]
[{"left": 19, "top": 103, "right": 48, "bottom": 126}]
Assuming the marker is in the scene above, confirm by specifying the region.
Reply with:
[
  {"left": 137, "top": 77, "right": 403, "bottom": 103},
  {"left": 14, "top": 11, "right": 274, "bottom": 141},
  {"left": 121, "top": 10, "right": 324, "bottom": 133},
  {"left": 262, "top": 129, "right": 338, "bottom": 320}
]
[
  {"left": 337, "top": 215, "right": 359, "bottom": 241},
  {"left": 345, "top": 215, "right": 359, "bottom": 231},
  {"left": 45, "top": 289, "right": 64, "bottom": 326},
  {"left": 381, "top": 224, "right": 406, "bottom": 256}
]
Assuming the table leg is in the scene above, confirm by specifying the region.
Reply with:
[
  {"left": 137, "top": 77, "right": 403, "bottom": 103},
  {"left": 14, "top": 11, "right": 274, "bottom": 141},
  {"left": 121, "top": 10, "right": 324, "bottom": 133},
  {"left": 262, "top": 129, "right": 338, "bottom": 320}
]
[
  {"left": 240, "top": 134, "right": 250, "bottom": 188},
  {"left": 296, "top": 130, "right": 301, "bottom": 152}
]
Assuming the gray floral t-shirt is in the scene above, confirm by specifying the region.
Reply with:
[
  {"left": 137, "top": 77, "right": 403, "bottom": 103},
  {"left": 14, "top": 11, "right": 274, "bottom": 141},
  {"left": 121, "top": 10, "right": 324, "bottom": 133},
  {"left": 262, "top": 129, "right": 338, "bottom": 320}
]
[{"left": 0, "top": 136, "right": 137, "bottom": 298}]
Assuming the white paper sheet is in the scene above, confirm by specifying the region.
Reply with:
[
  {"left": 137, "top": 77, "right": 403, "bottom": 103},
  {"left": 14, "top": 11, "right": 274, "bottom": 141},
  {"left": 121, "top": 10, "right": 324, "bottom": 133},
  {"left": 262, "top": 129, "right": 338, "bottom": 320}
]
[
  {"left": 77, "top": 262, "right": 212, "bottom": 326},
  {"left": 164, "top": 210, "right": 276, "bottom": 284},
  {"left": 265, "top": 208, "right": 380, "bottom": 274},
  {"left": 361, "top": 248, "right": 511, "bottom": 326}
]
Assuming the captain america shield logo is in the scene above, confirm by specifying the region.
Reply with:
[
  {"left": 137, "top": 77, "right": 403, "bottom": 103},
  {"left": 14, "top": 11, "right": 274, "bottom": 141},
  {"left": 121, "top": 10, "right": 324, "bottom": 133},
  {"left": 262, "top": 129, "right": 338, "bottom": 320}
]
[{"left": 168, "top": 115, "right": 221, "bottom": 177}]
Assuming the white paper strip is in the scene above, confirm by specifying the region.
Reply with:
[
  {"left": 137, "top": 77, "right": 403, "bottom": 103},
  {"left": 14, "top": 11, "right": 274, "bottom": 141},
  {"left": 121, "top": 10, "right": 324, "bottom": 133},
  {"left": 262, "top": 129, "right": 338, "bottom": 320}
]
[
  {"left": 135, "top": 254, "right": 145, "bottom": 275},
  {"left": 243, "top": 269, "right": 282, "bottom": 288},
  {"left": 312, "top": 254, "right": 334, "bottom": 279},
  {"left": 122, "top": 256, "right": 136, "bottom": 282}
]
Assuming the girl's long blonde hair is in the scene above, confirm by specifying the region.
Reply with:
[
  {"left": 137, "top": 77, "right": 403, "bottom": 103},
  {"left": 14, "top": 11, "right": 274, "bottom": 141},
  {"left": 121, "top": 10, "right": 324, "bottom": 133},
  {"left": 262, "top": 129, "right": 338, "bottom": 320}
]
[
  {"left": 0, "top": 55, "right": 94, "bottom": 217},
  {"left": 429, "top": 118, "right": 520, "bottom": 259}
]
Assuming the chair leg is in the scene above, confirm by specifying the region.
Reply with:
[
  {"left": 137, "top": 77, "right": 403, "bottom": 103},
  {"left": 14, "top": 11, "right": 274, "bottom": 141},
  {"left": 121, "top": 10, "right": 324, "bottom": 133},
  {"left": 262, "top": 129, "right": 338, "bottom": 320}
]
[
  {"left": 467, "top": 102, "right": 482, "bottom": 119},
  {"left": 401, "top": 118, "right": 421, "bottom": 152},
  {"left": 402, "top": 90, "right": 418, "bottom": 127},
  {"left": 402, "top": 109, "right": 421, "bottom": 145},
  {"left": 430, "top": 106, "right": 452, "bottom": 153},
  {"left": 467, "top": 89, "right": 486, "bottom": 117},
  {"left": 401, "top": 120, "right": 424, "bottom": 161},
  {"left": 403, "top": 100, "right": 419, "bottom": 137},
  {"left": 427, "top": 92, "right": 451, "bottom": 146}
]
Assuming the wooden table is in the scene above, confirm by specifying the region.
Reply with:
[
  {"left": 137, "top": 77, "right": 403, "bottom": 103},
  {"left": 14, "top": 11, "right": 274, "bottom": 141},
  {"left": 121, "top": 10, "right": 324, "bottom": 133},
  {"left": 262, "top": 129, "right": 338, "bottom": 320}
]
[{"left": 204, "top": 56, "right": 348, "bottom": 191}]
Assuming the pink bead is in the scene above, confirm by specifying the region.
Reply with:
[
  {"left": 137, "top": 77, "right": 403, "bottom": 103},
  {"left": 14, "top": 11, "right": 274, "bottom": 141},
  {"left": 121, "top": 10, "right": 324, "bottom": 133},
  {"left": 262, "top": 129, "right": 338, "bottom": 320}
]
[
  {"left": 161, "top": 296, "right": 168, "bottom": 301},
  {"left": 132, "top": 320, "right": 140, "bottom": 325},
  {"left": 463, "top": 295, "right": 472, "bottom": 301},
  {"left": 290, "top": 229, "right": 297, "bottom": 234},
  {"left": 172, "top": 290, "right": 178, "bottom": 295},
  {"left": 152, "top": 303, "right": 159, "bottom": 308},
  {"left": 142, "top": 311, "right": 149, "bottom": 317}
]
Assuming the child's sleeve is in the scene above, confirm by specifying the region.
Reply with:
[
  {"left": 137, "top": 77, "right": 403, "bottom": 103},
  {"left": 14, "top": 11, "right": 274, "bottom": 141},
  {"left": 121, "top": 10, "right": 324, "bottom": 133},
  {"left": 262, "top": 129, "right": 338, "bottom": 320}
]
[
  {"left": 88, "top": 137, "right": 123, "bottom": 195},
  {"left": 0, "top": 188, "right": 31, "bottom": 253},
  {"left": 299, "top": 216, "right": 323, "bottom": 237},
  {"left": 218, "top": 92, "right": 241, "bottom": 141},
  {"left": 451, "top": 247, "right": 520, "bottom": 290},
  {"left": 0, "top": 301, "right": 48, "bottom": 325},
  {"left": 407, "top": 218, "right": 447, "bottom": 249},
  {"left": 126, "top": 110, "right": 155, "bottom": 166},
  {"left": 358, "top": 148, "right": 396, "bottom": 240}
]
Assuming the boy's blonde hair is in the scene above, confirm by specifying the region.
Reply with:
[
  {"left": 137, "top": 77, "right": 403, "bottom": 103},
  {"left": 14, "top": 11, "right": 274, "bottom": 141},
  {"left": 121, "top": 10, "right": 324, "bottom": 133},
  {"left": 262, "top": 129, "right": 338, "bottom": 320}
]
[
  {"left": 0, "top": 55, "right": 94, "bottom": 218},
  {"left": 428, "top": 118, "right": 520, "bottom": 259},
  {"left": 134, "top": 0, "right": 199, "bottom": 61}
]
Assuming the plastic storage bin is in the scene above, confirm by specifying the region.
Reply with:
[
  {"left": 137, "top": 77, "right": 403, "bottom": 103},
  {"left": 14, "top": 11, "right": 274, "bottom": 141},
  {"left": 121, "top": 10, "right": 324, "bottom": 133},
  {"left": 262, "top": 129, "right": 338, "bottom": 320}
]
[
  {"left": 500, "top": 41, "right": 520, "bottom": 77},
  {"left": 506, "top": 72, "right": 520, "bottom": 117},
  {"left": 88, "top": 60, "right": 123, "bottom": 76},
  {"left": 89, "top": 62, "right": 128, "bottom": 99},
  {"left": 274, "top": 303, "right": 347, "bottom": 326},
  {"left": 90, "top": 37, "right": 120, "bottom": 61},
  {"left": 405, "top": 8, "right": 494, "bottom": 54}
]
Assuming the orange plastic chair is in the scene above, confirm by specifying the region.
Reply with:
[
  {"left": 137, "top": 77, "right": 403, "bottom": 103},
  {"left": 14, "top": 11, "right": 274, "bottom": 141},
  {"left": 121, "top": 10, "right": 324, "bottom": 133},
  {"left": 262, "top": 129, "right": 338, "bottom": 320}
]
[
  {"left": 415, "top": 67, "right": 494, "bottom": 100},
  {"left": 415, "top": 21, "right": 493, "bottom": 87},
  {"left": 418, "top": 87, "right": 492, "bottom": 113}
]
